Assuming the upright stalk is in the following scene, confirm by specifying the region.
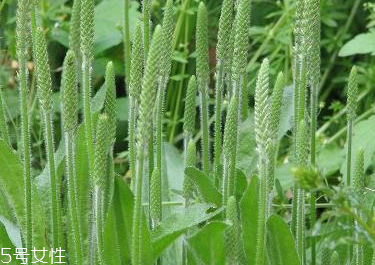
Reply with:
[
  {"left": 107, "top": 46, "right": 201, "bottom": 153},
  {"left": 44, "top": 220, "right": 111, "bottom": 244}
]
[
  {"left": 254, "top": 59, "right": 270, "bottom": 265},
  {"left": 295, "top": 120, "right": 308, "bottom": 264},
  {"left": 16, "top": 0, "right": 32, "bottom": 251},
  {"left": 353, "top": 149, "right": 364, "bottom": 265},
  {"left": 93, "top": 115, "right": 111, "bottom": 264},
  {"left": 196, "top": 2, "right": 210, "bottom": 176},
  {"left": 214, "top": 0, "right": 233, "bottom": 187},
  {"left": 308, "top": 2, "right": 320, "bottom": 263},
  {"left": 0, "top": 86, "right": 10, "bottom": 145},
  {"left": 222, "top": 97, "right": 238, "bottom": 205},
  {"left": 123, "top": 0, "right": 131, "bottom": 89},
  {"left": 61, "top": 50, "right": 82, "bottom": 265},
  {"left": 80, "top": 0, "right": 95, "bottom": 173},
  {"left": 346, "top": 66, "right": 358, "bottom": 263},
  {"left": 128, "top": 22, "right": 144, "bottom": 190},
  {"left": 131, "top": 26, "right": 162, "bottom": 265},
  {"left": 34, "top": 28, "right": 62, "bottom": 247},
  {"left": 231, "top": 0, "right": 250, "bottom": 116},
  {"left": 80, "top": 0, "right": 95, "bottom": 262}
]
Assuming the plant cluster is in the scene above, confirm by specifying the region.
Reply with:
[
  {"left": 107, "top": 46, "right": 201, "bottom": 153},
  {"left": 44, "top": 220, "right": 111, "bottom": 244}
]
[{"left": 0, "top": 0, "right": 374, "bottom": 265}]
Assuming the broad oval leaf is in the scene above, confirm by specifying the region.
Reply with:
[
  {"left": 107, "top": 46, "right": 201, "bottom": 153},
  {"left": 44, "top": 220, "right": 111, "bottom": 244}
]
[{"left": 266, "top": 214, "right": 300, "bottom": 265}]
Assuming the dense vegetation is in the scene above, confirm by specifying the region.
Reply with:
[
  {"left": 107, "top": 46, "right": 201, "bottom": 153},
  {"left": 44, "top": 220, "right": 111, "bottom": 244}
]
[{"left": 0, "top": 0, "right": 375, "bottom": 264}]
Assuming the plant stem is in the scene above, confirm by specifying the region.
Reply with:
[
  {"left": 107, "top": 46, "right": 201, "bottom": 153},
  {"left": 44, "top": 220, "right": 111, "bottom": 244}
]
[
  {"left": 0, "top": 87, "right": 10, "bottom": 146},
  {"left": 346, "top": 120, "right": 353, "bottom": 187},
  {"left": 132, "top": 151, "right": 145, "bottom": 265},
  {"left": 200, "top": 91, "right": 210, "bottom": 176},
  {"left": 65, "top": 133, "right": 82, "bottom": 264},
  {"left": 143, "top": 0, "right": 150, "bottom": 57},
  {"left": 129, "top": 97, "right": 137, "bottom": 190},
  {"left": 123, "top": 0, "right": 131, "bottom": 89},
  {"left": 214, "top": 62, "right": 224, "bottom": 187},
  {"left": 42, "top": 111, "right": 61, "bottom": 247},
  {"left": 94, "top": 186, "right": 104, "bottom": 264},
  {"left": 255, "top": 162, "right": 267, "bottom": 265},
  {"left": 82, "top": 57, "right": 95, "bottom": 173},
  {"left": 16, "top": 0, "right": 32, "bottom": 250}
]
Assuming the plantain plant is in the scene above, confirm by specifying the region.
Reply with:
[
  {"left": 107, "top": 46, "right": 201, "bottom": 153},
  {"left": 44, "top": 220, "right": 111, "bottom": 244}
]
[
  {"left": 2, "top": 1, "right": 375, "bottom": 265},
  {"left": 196, "top": 2, "right": 210, "bottom": 176},
  {"left": 35, "top": 27, "right": 62, "bottom": 248}
]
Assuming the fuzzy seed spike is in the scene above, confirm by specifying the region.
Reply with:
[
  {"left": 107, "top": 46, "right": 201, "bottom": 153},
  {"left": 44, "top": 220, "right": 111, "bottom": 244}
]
[
  {"left": 35, "top": 27, "right": 53, "bottom": 112},
  {"left": 226, "top": 196, "right": 240, "bottom": 264},
  {"left": 296, "top": 120, "right": 308, "bottom": 166},
  {"left": 93, "top": 114, "right": 111, "bottom": 189},
  {"left": 353, "top": 148, "right": 364, "bottom": 197},
  {"left": 16, "top": 0, "right": 33, "bottom": 252},
  {"left": 196, "top": 2, "right": 209, "bottom": 93},
  {"left": 231, "top": 0, "right": 250, "bottom": 85},
  {"left": 223, "top": 96, "right": 239, "bottom": 201},
  {"left": 217, "top": 0, "right": 234, "bottom": 64},
  {"left": 69, "top": 0, "right": 81, "bottom": 62},
  {"left": 61, "top": 50, "right": 78, "bottom": 134},
  {"left": 137, "top": 25, "right": 163, "bottom": 147},
  {"left": 269, "top": 72, "right": 285, "bottom": 138},
  {"left": 80, "top": 0, "right": 94, "bottom": 59},
  {"left": 254, "top": 58, "right": 270, "bottom": 155},
  {"left": 150, "top": 168, "right": 162, "bottom": 225},
  {"left": 183, "top": 139, "right": 196, "bottom": 202},
  {"left": 129, "top": 22, "right": 144, "bottom": 102},
  {"left": 183, "top": 76, "right": 197, "bottom": 136},
  {"left": 104, "top": 61, "right": 117, "bottom": 141},
  {"left": 160, "top": 0, "right": 175, "bottom": 83},
  {"left": 347, "top": 66, "right": 358, "bottom": 121},
  {"left": 223, "top": 97, "right": 239, "bottom": 160}
]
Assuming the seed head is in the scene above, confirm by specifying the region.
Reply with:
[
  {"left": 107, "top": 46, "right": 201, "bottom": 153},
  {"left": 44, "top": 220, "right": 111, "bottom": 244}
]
[
  {"left": 129, "top": 22, "right": 144, "bottom": 101},
  {"left": 183, "top": 76, "right": 197, "bottom": 136},
  {"left": 61, "top": 50, "right": 78, "bottom": 134},
  {"left": 35, "top": 27, "right": 53, "bottom": 112},
  {"left": 150, "top": 168, "right": 162, "bottom": 222},
  {"left": 104, "top": 61, "right": 117, "bottom": 141},
  {"left": 183, "top": 139, "right": 196, "bottom": 200},
  {"left": 223, "top": 96, "right": 238, "bottom": 160},
  {"left": 269, "top": 72, "right": 285, "bottom": 138},
  {"left": 347, "top": 66, "right": 358, "bottom": 121},
  {"left": 93, "top": 114, "right": 111, "bottom": 188},
  {"left": 137, "top": 25, "right": 163, "bottom": 148},
  {"left": 80, "top": 0, "right": 94, "bottom": 59},
  {"left": 353, "top": 148, "right": 364, "bottom": 199},
  {"left": 69, "top": 0, "right": 81, "bottom": 61},
  {"left": 254, "top": 58, "right": 270, "bottom": 156},
  {"left": 231, "top": 0, "right": 250, "bottom": 84},
  {"left": 196, "top": 2, "right": 209, "bottom": 93},
  {"left": 217, "top": 0, "right": 234, "bottom": 64},
  {"left": 296, "top": 120, "right": 308, "bottom": 166},
  {"left": 160, "top": 0, "right": 175, "bottom": 83}
]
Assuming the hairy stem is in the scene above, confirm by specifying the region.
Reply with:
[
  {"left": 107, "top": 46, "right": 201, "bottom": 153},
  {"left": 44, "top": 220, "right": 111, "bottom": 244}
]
[{"left": 65, "top": 134, "right": 82, "bottom": 264}]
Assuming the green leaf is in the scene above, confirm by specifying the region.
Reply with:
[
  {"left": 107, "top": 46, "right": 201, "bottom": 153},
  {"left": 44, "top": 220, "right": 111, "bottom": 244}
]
[
  {"left": 184, "top": 167, "right": 222, "bottom": 206},
  {"left": 266, "top": 214, "right": 300, "bottom": 265},
  {"left": 151, "top": 203, "right": 223, "bottom": 261},
  {"left": 237, "top": 116, "right": 257, "bottom": 176},
  {"left": 103, "top": 177, "right": 133, "bottom": 264},
  {"left": 0, "top": 222, "right": 20, "bottom": 265},
  {"left": 187, "top": 221, "right": 228, "bottom": 265},
  {"left": 240, "top": 176, "right": 258, "bottom": 264},
  {"left": 278, "top": 85, "right": 294, "bottom": 140},
  {"left": 339, "top": 30, "right": 375, "bottom": 57},
  {"left": 94, "top": 0, "right": 140, "bottom": 54},
  {"left": 0, "top": 140, "right": 47, "bottom": 249}
]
